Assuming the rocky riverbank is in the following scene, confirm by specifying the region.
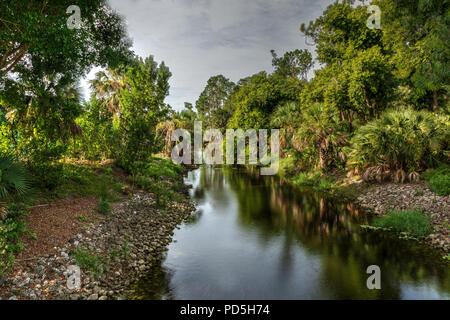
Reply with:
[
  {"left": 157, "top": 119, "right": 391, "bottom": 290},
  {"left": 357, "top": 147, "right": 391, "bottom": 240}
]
[
  {"left": 356, "top": 182, "right": 449, "bottom": 254},
  {"left": 0, "top": 186, "right": 196, "bottom": 300}
]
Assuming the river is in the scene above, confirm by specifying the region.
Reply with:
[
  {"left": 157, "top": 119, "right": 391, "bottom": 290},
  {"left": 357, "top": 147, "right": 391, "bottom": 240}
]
[{"left": 130, "top": 166, "right": 450, "bottom": 299}]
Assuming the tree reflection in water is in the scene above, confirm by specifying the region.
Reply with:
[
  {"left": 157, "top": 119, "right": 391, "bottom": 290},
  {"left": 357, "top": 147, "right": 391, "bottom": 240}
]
[{"left": 129, "top": 167, "right": 450, "bottom": 300}]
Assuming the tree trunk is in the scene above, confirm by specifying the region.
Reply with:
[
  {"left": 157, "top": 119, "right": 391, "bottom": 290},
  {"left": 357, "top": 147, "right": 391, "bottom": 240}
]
[
  {"left": 318, "top": 144, "right": 328, "bottom": 171},
  {"left": 433, "top": 90, "right": 438, "bottom": 112},
  {"left": 347, "top": 111, "right": 353, "bottom": 133}
]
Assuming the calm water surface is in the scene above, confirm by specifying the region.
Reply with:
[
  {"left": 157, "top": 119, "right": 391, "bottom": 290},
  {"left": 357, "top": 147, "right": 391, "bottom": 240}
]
[{"left": 131, "top": 167, "right": 450, "bottom": 299}]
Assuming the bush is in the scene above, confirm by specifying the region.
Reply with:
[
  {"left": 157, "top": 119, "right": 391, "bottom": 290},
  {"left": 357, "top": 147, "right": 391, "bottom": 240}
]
[
  {"left": 29, "top": 162, "right": 64, "bottom": 191},
  {"left": 131, "top": 158, "right": 181, "bottom": 180},
  {"left": 73, "top": 249, "right": 104, "bottom": 275},
  {"left": 0, "top": 204, "right": 28, "bottom": 275},
  {"left": 347, "top": 109, "right": 449, "bottom": 172},
  {"left": 428, "top": 174, "right": 450, "bottom": 196},
  {"left": 292, "top": 172, "right": 336, "bottom": 191},
  {"left": 422, "top": 166, "right": 450, "bottom": 196},
  {"left": 96, "top": 198, "right": 111, "bottom": 215},
  {"left": 0, "top": 155, "right": 31, "bottom": 200},
  {"left": 373, "top": 209, "right": 432, "bottom": 236}
]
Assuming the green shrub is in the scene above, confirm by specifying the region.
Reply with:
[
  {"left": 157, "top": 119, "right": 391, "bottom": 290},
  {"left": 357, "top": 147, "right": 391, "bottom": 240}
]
[
  {"left": 373, "top": 209, "right": 432, "bottom": 236},
  {"left": 292, "top": 172, "right": 336, "bottom": 191},
  {"left": 428, "top": 174, "right": 450, "bottom": 196},
  {"left": 0, "top": 204, "right": 28, "bottom": 275},
  {"left": 422, "top": 166, "right": 450, "bottom": 196},
  {"left": 347, "top": 109, "right": 449, "bottom": 172},
  {"left": 29, "top": 162, "right": 64, "bottom": 191},
  {"left": 293, "top": 172, "right": 317, "bottom": 186},
  {"left": 73, "top": 249, "right": 104, "bottom": 275},
  {"left": 96, "top": 198, "right": 111, "bottom": 215},
  {"left": 0, "top": 155, "right": 31, "bottom": 199}
]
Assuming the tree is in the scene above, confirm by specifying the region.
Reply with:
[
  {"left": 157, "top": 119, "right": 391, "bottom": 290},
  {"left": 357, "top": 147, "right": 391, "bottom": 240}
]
[
  {"left": 0, "top": 0, "right": 132, "bottom": 78},
  {"left": 347, "top": 108, "right": 449, "bottom": 178},
  {"left": 0, "top": 0, "right": 132, "bottom": 162},
  {"left": 346, "top": 46, "right": 396, "bottom": 121},
  {"left": 300, "top": 1, "right": 395, "bottom": 124},
  {"left": 270, "top": 102, "right": 303, "bottom": 153},
  {"left": 228, "top": 72, "right": 302, "bottom": 130},
  {"left": 195, "top": 75, "right": 235, "bottom": 128},
  {"left": 118, "top": 56, "right": 172, "bottom": 170},
  {"left": 270, "top": 49, "right": 313, "bottom": 81},
  {"left": 375, "top": 0, "right": 449, "bottom": 112},
  {"left": 0, "top": 71, "right": 83, "bottom": 162},
  {"left": 300, "top": 0, "right": 383, "bottom": 65},
  {"left": 297, "top": 103, "right": 346, "bottom": 171},
  {"left": 90, "top": 68, "right": 127, "bottom": 117}
]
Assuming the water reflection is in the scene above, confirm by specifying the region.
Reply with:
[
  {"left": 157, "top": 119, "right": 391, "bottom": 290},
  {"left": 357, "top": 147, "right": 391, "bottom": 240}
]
[{"left": 130, "top": 167, "right": 450, "bottom": 300}]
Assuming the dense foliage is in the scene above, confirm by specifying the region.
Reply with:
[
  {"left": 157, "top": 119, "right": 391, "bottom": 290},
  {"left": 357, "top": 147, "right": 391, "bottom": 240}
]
[
  {"left": 192, "top": 0, "right": 449, "bottom": 181},
  {"left": 0, "top": 0, "right": 449, "bottom": 274}
]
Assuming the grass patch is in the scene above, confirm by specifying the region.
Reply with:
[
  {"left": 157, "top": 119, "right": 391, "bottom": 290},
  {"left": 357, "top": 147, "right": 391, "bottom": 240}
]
[
  {"left": 372, "top": 209, "right": 432, "bottom": 237},
  {"left": 414, "top": 189, "right": 424, "bottom": 196},
  {"left": 422, "top": 165, "right": 450, "bottom": 196},
  {"left": 30, "top": 161, "right": 124, "bottom": 204},
  {"left": 73, "top": 249, "right": 104, "bottom": 275},
  {"left": 129, "top": 157, "right": 184, "bottom": 205},
  {"left": 131, "top": 157, "right": 182, "bottom": 180},
  {"left": 292, "top": 172, "right": 337, "bottom": 192},
  {"left": 76, "top": 214, "right": 88, "bottom": 223}
]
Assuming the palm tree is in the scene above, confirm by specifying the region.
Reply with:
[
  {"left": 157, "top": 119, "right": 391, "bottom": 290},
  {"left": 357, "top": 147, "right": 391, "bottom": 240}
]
[
  {"left": 90, "top": 68, "right": 127, "bottom": 117},
  {"left": 0, "top": 155, "right": 30, "bottom": 219},
  {"left": 347, "top": 108, "right": 449, "bottom": 181},
  {"left": 270, "top": 102, "right": 302, "bottom": 152},
  {"left": 297, "top": 103, "right": 346, "bottom": 171}
]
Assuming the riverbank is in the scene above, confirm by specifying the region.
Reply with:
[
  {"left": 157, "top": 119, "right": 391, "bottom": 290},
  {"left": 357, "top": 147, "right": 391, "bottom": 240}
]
[
  {"left": 356, "top": 182, "right": 449, "bottom": 255},
  {"left": 243, "top": 161, "right": 449, "bottom": 255},
  {"left": 277, "top": 162, "right": 449, "bottom": 255},
  {"left": 0, "top": 161, "right": 196, "bottom": 300}
]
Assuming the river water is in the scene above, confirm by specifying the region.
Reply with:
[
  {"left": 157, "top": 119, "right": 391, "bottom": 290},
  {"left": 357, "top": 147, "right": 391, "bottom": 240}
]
[{"left": 131, "top": 166, "right": 450, "bottom": 299}]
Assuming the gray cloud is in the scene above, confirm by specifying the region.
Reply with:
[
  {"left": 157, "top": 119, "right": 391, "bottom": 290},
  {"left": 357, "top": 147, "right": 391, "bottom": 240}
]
[{"left": 82, "top": 0, "right": 333, "bottom": 110}]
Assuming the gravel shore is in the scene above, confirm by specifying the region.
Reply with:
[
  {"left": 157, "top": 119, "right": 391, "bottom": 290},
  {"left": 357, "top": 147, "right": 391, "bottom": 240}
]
[
  {"left": 356, "top": 182, "right": 449, "bottom": 254},
  {"left": 0, "top": 187, "right": 196, "bottom": 300}
]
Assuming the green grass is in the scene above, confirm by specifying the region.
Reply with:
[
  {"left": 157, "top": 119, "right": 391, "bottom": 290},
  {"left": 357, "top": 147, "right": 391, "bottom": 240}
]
[
  {"left": 428, "top": 174, "right": 450, "bottom": 196},
  {"left": 292, "top": 172, "right": 337, "bottom": 192},
  {"left": 30, "top": 162, "right": 124, "bottom": 204},
  {"left": 422, "top": 165, "right": 450, "bottom": 196},
  {"left": 73, "top": 249, "right": 104, "bottom": 275},
  {"left": 277, "top": 156, "right": 296, "bottom": 179},
  {"left": 413, "top": 189, "right": 424, "bottom": 196},
  {"left": 129, "top": 157, "right": 184, "bottom": 205},
  {"left": 372, "top": 209, "right": 432, "bottom": 237},
  {"left": 76, "top": 214, "right": 88, "bottom": 223}
]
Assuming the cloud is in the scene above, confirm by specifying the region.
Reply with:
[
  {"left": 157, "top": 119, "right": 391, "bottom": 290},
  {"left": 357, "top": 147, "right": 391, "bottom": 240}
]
[{"left": 81, "top": 0, "right": 332, "bottom": 111}]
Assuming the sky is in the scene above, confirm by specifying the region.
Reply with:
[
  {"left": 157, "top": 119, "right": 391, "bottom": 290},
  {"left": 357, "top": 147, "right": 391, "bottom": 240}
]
[{"left": 81, "top": 0, "right": 334, "bottom": 111}]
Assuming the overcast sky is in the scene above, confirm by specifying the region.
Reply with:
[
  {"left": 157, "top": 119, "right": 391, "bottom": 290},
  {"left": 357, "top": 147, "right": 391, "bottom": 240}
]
[{"left": 81, "top": 0, "right": 334, "bottom": 111}]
